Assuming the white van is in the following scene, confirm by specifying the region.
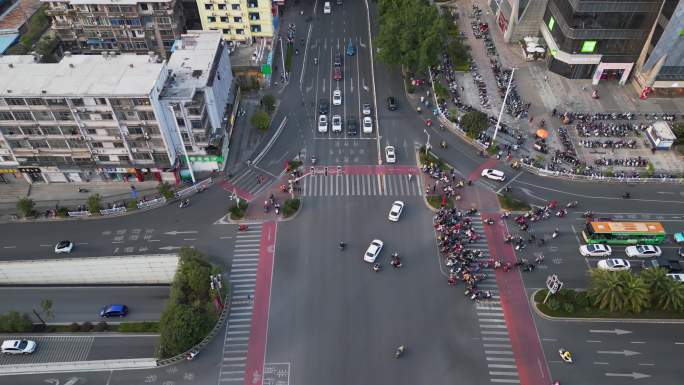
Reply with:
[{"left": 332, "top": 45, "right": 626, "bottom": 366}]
[{"left": 323, "top": 2, "right": 331, "bottom": 14}]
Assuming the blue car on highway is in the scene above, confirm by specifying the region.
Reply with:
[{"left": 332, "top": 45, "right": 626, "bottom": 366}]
[{"left": 100, "top": 304, "right": 129, "bottom": 318}]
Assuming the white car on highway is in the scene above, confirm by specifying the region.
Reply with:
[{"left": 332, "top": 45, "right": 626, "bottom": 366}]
[
  {"left": 579, "top": 244, "right": 612, "bottom": 257},
  {"left": 362, "top": 116, "right": 373, "bottom": 134},
  {"left": 1, "top": 339, "right": 36, "bottom": 355},
  {"left": 481, "top": 169, "right": 505, "bottom": 181},
  {"left": 54, "top": 240, "right": 74, "bottom": 254},
  {"left": 625, "top": 245, "right": 662, "bottom": 258},
  {"left": 363, "top": 239, "right": 384, "bottom": 263},
  {"left": 597, "top": 258, "right": 631, "bottom": 272},
  {"left": 332, "top": 115, "right": 342, "bottom": 133},
  {"left": 362, "top": 103, "right": 372, "bottom": 115},
  {"left": 318, "top": 115, "right": 328, "bottom": 133},
  {"left": 385, "top": 146, "right": 396, "bottom": 163},
  {"left": 333, "top": 89, "right": 342, "bottom": 106},
  {"left": 388, "top": 200, "right": 404, "bottom": 222}
]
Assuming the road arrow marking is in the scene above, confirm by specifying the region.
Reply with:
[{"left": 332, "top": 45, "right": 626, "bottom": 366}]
[
  {"left": 590, "top": 329, "right": 632, "bottom": 335},
  {"left": 597, "top": 350, "right": 641, "bottom": 356},
  {"left": 164, "top": 231, "right": 199, "bottom": 235},
  {"left": 605, "top": 372, "right": 651, "bottom": 379}
]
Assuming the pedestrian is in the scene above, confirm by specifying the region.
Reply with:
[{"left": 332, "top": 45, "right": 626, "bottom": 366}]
[
  {"left": 432, "top": 184, "right": 436, "bottom": 192},
  {"left": 256, "top": 176, "right": 261, "bottom": 184},
  {"left": 544, "top": 75, "right": 548, "bottom": 82}
]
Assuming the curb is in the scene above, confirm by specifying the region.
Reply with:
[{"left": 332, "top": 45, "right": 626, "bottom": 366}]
[
  {"left": 415, "top": 149, "right": 438, "bottom": 213},
  {"left": 530, "top": 289, "right": 684, "bottom": 324}
]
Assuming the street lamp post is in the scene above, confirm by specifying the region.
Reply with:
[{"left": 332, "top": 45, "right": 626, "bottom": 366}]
[
  {"left": 168, "top": 105, "right": 196, "bottom": 184},
  {"left": 492, "top": 68, "right": 515, "bottom": 148}
]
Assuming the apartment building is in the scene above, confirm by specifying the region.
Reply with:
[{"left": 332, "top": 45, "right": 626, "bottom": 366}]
[
  {"left": 634, "top": 0, "right": 684, "bottom": 97},
  {"left": 0, "top": 32, "right": 234, "bottom": 184},
  {"left": 540, "top": 0, "right": 661, "bottom": 85},
  {"left": 42, "top": 0, "right": 185, "bottom": 57},
  {"left": 196, "top": 0, "right": 274, "bottom": 46},
  {"left": 489, "top": 0, "right": 549, "bottom": 43},
  {"left": 158, "top": 30, "right": 234, "bottom": 172}
]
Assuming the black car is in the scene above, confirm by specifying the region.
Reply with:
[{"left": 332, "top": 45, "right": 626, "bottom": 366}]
[
  {"left": 346, "top": 117, "right": 358, "bottom": 135},
  {"left": 334, "top": 52, "right": 343, "bottom": 67},
  {"left": 642, "top": 258, "right": 683, "bottom": 273},
  {"left": 387, "top": 96, "right": 397, "bottom": 111},
  {"left": 679, "top": 247, "right": 684, "bottom": 258},
  {"left": 318, "top": 99, "right": 329, "bottom": 115}
]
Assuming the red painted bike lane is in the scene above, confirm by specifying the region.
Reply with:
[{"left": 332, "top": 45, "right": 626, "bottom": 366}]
[
  {"left": 480, "top": 201, "right": 551, "bottom": 385},
  {"left": 243, "top": 220, "right": 276, "bottom": 385}
]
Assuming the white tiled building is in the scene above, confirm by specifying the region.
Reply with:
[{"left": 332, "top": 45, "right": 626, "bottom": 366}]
[{"left": 0, "top": 30, "right": 233, "bottom": 183}]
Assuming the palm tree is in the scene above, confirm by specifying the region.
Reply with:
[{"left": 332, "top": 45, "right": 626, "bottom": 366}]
[
  {"left": 656, "top": 278, "right": 684, "bottom": 311},
  {"left": 588, "top": 269, "right": 625, "bottom": 312},
  {"left": 640, "top": 267, "right": 670, "bottom": 303},
  {"left": 620, "top": 271, "right": 650, "bottom": 314}
]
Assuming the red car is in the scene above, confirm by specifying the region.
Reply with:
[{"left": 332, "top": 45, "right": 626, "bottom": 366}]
[{"left": 333, "top": 66, "right": 342, "bottom": 81}]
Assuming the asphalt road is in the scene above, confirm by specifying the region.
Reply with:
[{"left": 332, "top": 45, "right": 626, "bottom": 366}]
[{"left": 0, "top": 286, "right": 169, "bottom": 324}]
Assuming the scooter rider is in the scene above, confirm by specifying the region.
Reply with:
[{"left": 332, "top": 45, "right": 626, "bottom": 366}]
[{"left": 339, "top": 241, "right": 346, "bottom": 250}]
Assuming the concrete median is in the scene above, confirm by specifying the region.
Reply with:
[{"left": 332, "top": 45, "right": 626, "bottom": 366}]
[{"left": 0, "top": 358, "right": 157, "bottom": 376}]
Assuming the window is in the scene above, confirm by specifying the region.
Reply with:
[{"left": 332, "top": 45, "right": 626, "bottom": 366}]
[
  {"left": 101, "top": 113, "right": 113, "bottom": 120},
  {"left": 47, "top": 139, "right": 68, "bottom": 148},
  {"left": 190, "top": 120, "right": 202, "bottom": 129},
  {"left": 29, "top": 139, "right": 49, "bottom": 148},
  {"left": 27, "top": 98, "right": 45, "bottom": 106},
  {"left": 220, "top": 16, "right": 228, "bottom": 22},
  {"left": 218, "top": 4, "right": 226, "bottom": 10},
  {"left": 222, "top": 29, "right": 230, "bottom": 34},
  {"left": 128, "top": 126, "right": 143, "bottom": 134},
  {"left": 46, "top": 98, "right": 67, "bottom": 106},
  {"left": 132, "top": 98, "right": 150, "bottom": 106},
  {"left": 0, "top": 112, "right": 14, "bottom": 120},
  {"left": 86, "top": 128, "right": 97, "bottom": 135},
  {"left": 97, "top": 155, "right": 113, "bottom": 162},
  {"left": 5, "top": 98, "right": 25, "bottom": 106},
  {"left": 236, "top": 29, "right": 244, "bottom": 35},
  {"left": 33, "top": 111, "right": 54, "bottom": 121},
  {"left": 251, "top": 25, "right": 261, "bottom": 33},
  {"left": 548, "top": 16, "right": 555, "bottom": 32},
  {"left": 204, "top": 4, "right": 212, "bottom": 10},
  {"left": 113, "top": 142, "right": 125, "bottom": 148},
  {"left": 91, "top": 142, "right": 104, "bottom": 148},
  {"left": 234, "top": 16, "right": 242, "bottom": 23},
  {"left": 42, "top": 126, "right": 62, "bottom": 135},
  {"left": 231, "top": 4, "right": 240, "bottom": 10},
  {"left": 138, "top": 111, "right": 156, "bottom": 120},
  {"left": 55, "top": 111, "right": 74, "bottom": 121},
  {"left": 157, "top": 17, "right": 172, "bottom": 24},
  {"left": 140, "top": 3, "right": 149, "bottom": 10},
  {"left": 70, "top": 98, "right": 84, "bottom": 106},
  {"left": 13, "top": 111, "right": 34, "bottom": 120},
  {"left": 247, "top": 0, "right": 258, "bottom": 8},
  {"left": 134, "top": 152, "right": 152, "bottom": 160},
  {"left": 581, "top": 40, "right": 597, "bottom": 53},
  {"left": 208, "top": 16, "right": 216, "bottom": 23},
  {"left": 249, "top": 12, "right": 260, "bottom": 20}
]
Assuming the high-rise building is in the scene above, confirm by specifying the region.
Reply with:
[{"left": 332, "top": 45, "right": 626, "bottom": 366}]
[
  {"left": 634, "top": 0, "right": 684, "bottom": 97},
  {"left": 0, "top": 31, "right": 234, "bottom": 184},
  {"left": 489, "top": 0, "right": 549, "bottom": 43},
  {"left": 196, "top": 0, "right": 274, "bottom": 46},
  {"left": 41, "top": 0, "right": 185, "bottom": 57},
  {"left": 540, "top": 0, "right": 661, "bottom": 85}
]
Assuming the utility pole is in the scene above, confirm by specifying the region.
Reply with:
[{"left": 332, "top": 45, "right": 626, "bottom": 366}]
[{"left": 492, "top": 68, "right": 515, "bottom": 147}]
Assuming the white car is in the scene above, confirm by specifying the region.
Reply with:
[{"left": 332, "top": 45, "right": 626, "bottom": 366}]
[
  {"left": 388, "top": 201, "right": 404, "bottom": 222},
  {"left": 481, "top": 169, "right": 505, "bottom": 181},
  {"left": 323, "top": 1, "right": 331, "bottom": 14},
  {"left": 362, "top": 103, "right": 372, "bottom": 116},
  {"left": 667, "top": 273, "right": 684, "bottom": 283},
  {"left": 597, "top": 258, "right": 631, "bottom": 272},
  {"left": 385, "top": 146, "right": 396, "bottom": 164},
  {"left": 625, "top": 245, "right": 662, "bottom": 258},
  {"left": 1, "top": 339, "right": 36, "bottom": 355},
  {"left": 362, "top": 116, "right": 373, "bottom": 134},
  {"left": 333, "top": 89, "right": 342, "bottom": 106},
  {"left": 318, "top": 115, "right": 328, "bottom": 133},
  {"left": 332, "top": 115, "right": 342, "bottom": 133},
  {"left": 363, "top": 239, "right": 384, "bottom": 263},
  {"left": 579, "top": 244, "right": 612, "bottom": 257},
  {"left": 54, "top": 240, "right": 74, "bottom": 254}
]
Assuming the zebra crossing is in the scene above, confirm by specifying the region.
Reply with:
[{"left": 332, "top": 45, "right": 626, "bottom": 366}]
[
  {"left": 217, "top": 223, "right": 262, "bottom": 384},
  {"left": 467, "top": 218, "right": 521, "bottom": 384},
  {"left": 302, "top": 173, "right": 422, "bottom": 197},
  {"left": 223, "top": 166, "right": 275, "bottom": 200}
]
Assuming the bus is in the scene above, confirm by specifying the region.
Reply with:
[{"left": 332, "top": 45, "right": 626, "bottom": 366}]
[{"left": 582, "top": 221, "right": 666, "bottom": 245}]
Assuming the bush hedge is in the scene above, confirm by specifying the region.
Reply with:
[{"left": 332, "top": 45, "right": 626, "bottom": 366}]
[{"left": 282, "top": 198, "right": 300, "bottom": 217}]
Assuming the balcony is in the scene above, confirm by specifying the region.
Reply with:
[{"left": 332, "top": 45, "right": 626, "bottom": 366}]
[{"left": 549, "top": 1, "right": 647, "bottom": 40}]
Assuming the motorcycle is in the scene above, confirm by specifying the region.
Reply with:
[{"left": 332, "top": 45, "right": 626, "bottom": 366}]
[
  {"left": 394, "top": 345, "right": 406, "bottom": 358},
  {"left": 484, "top": 218, "right": 495, "bottom": 225},
  {"left": 372, "top": 263, "right": 381, "bottom": 272},
  {"left": 339, "top": 242, "right": 346, "bottom": 251},
  {"left": 179, "top": 198, "right": 190, "bottom": 208},
  {"left": 558, "top": 348, "right": 573, "bottom": 363},
  {"left": 552, "top": 229, "right": 559, "bottom": 239},
  {"left": 238, "top": 224, "right": 249, "bottom": 231},
  {"left": 566, "top": 201, "right": 578, "bottom": 208},
  {"left": 622, "top": 192, "right": 631, "bottom": 199},
  {"left": 78, "top": 187, "right": 89, "bottom": 193}
]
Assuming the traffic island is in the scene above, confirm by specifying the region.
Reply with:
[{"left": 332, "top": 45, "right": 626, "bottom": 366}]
[{"left": 497, "top": 192, "right": 531, "bottom": 211}]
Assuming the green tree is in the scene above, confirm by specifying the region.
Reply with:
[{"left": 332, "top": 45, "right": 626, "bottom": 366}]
[
  {"left": 0, "top": 311, "right": 34, "bottom": 332},
  {"left": 32, "top": 299, "right": 54, "bottom": 326},
  {"left": 588, "top": 269, "right": 625, "bottom": 312},
  {"left": 261, "top": 94, "right": 276, "bottom": 113},
  {"left": 250, "top": 110, "right": 271, "bottom": 131},
  {"left": 460, "top": 111, "right": 489, "bottom": 138},
  {"left": 157, "top": 303, "right": 212, "bottom": 358},
  {"left": 620, "top": 271, "right": 650, "bottom": 313},
  {"left": 157, "top": 182, "right": 175, "bottom": 199},
  {"left": 16, "top": 197, "right": 35, "bottom": 218},
  {"left": 176, "top": 247, "right": 212, "bottom": 307},
  {"left": 656, "top": 278, "right": 684, "bottom": 311},
  {"left": 641, "top": 267, "right": 671, "bottom": 302},
  {"left": 87, "top": 194, "right": 102, "bottom": 214}
]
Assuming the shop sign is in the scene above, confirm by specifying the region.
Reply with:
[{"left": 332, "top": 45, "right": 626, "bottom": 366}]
[
  {"left": 187, "top": 155, "right": 224, "bottom": 163},
  {"left": 0, "top": 168, "right": 18, "bottom": 173}
]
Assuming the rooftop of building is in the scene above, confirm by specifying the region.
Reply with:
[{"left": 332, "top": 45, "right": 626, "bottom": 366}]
[
  {"left": 161, "top": 30, "right": 222, "bottom": 99},
  {"left": 40, "top": 0, "right": 173, "bottom": 4},
  {"left": 0, "top": 53, "right": 165, "bottom": 97},
  {"left": 229, "top": 38, "right": 272, "bottom": 69},
  {"left": 0, "top": 0, "right": 41, "bottom": 31}
]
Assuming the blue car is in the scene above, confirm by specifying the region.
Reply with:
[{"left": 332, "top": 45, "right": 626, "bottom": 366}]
[
  {"left": 100, "top": 304, "right": 129, "bottom": 318},
  {"left": 675, "top": 231, "right": 684, "bottom": 244},
  {"left": 346, "top": 39, "right": 355, "bottom": 56}
]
